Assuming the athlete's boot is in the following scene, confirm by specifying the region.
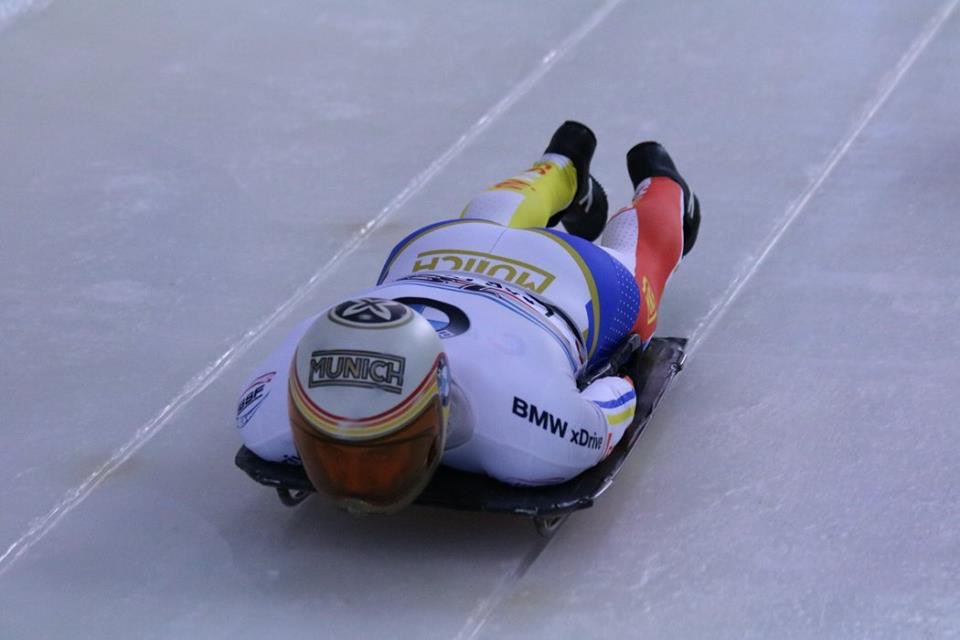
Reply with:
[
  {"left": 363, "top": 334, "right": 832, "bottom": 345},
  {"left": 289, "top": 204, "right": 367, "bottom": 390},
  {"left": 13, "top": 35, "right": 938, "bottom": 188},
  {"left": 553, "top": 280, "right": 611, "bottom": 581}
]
[
  {"left": 626, "top": 142, "right": 701, "bottom": 256},
  {"left": 544, "top": 121, "right": 609, "bottom": 242}
]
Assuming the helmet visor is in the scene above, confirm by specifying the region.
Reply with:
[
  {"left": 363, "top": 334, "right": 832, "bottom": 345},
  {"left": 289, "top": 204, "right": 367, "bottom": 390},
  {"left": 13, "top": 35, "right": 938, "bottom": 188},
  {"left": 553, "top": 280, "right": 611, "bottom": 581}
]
[{"left": 290, "top": 395, "right": 444, "bottom": 514}]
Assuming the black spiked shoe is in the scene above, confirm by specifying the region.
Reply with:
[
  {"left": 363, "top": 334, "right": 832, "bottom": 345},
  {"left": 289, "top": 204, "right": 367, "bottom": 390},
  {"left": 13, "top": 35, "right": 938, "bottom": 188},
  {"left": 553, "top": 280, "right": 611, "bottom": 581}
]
[
  {"left": 626, "top": 141, "right": 701, "bottom": 256},
  {"left": 544, "top": 121, "right": 609, "bottom": 242}
]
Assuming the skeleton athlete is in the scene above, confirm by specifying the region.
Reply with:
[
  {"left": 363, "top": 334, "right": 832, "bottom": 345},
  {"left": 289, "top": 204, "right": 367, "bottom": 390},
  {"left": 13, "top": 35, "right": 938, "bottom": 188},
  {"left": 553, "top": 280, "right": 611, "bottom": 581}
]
[{"left": 235, "top": 121, "right": 701, "bottom": 513}]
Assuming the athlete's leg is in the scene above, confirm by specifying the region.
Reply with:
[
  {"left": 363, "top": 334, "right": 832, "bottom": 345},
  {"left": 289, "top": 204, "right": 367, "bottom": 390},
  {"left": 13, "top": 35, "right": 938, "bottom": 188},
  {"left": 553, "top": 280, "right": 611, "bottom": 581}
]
[
  {"left": 460, "top": 121, "right": 607, "bottom": 238},
  {"left": 600, "top": 141, "right": 700, "bottom": 342},
  {"left": 379, "top": 122, "right": 597, "bottom": 283},
  {"left": 459, "top": 153, "right": 577, "bottom": 227}
]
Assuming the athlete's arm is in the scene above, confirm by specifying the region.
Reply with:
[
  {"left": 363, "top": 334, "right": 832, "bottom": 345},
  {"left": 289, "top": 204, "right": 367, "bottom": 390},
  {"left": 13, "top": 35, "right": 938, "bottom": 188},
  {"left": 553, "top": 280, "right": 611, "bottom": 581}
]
[
  {"left": 235, "top": 313, "right": 319, "bottom": 463},
  {"left": 476, "top": 368, "right": 637, "bottom": 486},
  {"left": 579, "top": 375, "right": 637, "bottom": 460}
]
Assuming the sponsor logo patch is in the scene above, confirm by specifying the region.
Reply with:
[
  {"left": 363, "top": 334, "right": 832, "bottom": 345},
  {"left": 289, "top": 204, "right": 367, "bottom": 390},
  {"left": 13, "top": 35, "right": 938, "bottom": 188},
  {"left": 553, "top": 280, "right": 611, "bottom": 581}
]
[
  {"left": 641, "top": 276, "right": 658, "bottom": 326},
  {"left": 399, "top": 273, "right": 558, "bottom": 324},
  {"left": 329, "top": 298, "right": 412, "bottom": 328},
  {"left": 411, "top": 249, "right": 555, "bottom": 294},
  {"left": 397, "top": 272, "right": 585, "bottom": 366},
  {"left": 308, "top": 349, "right": 406, "bottom": 394},
  {"left": 236, "top": 371, "right": 276, "bottom": 429},
  {"left": 511, "top": 396, "right": 602, "bottom": 450},
  {"left": 568, "top": 427, "right": 603, "bottom": 450},
  {"left": 394, "top": 296, "right": 470, "bottom": 338}
]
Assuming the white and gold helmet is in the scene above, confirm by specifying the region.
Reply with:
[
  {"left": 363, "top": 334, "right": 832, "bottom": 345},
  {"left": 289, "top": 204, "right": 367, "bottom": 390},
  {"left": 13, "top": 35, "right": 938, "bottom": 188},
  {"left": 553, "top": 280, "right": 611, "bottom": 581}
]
[{"left": 288, "top": 298, "right": 449, "bottom": 514}]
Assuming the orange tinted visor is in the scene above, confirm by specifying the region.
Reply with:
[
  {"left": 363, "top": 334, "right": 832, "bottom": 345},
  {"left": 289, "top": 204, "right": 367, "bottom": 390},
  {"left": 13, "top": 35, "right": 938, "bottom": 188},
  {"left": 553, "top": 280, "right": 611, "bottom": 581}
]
[{"left": 290, "top": 395, "right": 444, "bottom": 514}]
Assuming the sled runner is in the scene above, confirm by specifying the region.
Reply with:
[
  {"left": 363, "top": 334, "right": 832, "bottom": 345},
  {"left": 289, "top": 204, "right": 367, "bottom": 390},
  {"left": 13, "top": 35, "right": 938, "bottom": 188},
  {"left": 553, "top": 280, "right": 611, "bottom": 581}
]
[{"left": 235, "top": 336, "right": 686, "bottom": 537}]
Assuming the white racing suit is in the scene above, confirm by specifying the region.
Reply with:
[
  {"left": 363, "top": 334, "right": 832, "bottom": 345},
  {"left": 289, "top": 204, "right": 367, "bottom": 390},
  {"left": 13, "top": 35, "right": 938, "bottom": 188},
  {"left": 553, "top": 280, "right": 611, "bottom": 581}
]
[{"left": 235, "top": 155, "right": 685, "bottom": 485}]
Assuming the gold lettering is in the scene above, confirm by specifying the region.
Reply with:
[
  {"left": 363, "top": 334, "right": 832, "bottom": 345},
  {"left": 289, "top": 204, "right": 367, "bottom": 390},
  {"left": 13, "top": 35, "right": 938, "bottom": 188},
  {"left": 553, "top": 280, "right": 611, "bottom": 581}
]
[
  {"left": 412, "top": 250, "right": 556, "bottom": 293},
  {"left": 515, "top": 271, "right": 546, "bottom": 294},
  {"left": 441, "top": 256, "right": 463, "bottom": 270},
  {"left": 413, "top": 255, "right": 441, "bottom": 272},
  {"left": 488, "top": 264, "right": 517, "bottom": 282}
]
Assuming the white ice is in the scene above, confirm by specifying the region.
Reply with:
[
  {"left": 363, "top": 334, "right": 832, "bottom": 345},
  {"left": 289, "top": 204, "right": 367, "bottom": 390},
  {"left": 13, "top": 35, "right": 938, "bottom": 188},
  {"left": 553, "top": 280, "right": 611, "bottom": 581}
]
[{"left": 1, "top": 1, "right": 959, "bottom": 638}]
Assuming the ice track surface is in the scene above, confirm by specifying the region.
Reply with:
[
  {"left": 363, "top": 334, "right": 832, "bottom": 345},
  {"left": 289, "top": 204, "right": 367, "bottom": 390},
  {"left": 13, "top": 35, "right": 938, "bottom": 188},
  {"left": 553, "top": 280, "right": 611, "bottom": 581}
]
[{"left": 2, "top": 1, "right": 959, "bottom": 638}]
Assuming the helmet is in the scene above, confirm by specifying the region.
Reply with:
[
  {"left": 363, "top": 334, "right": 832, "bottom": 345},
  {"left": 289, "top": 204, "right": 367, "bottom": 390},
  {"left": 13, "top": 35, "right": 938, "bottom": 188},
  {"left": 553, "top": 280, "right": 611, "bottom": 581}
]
[{"left": 288, "top": 297, "right": 450, "bottom": 514}]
